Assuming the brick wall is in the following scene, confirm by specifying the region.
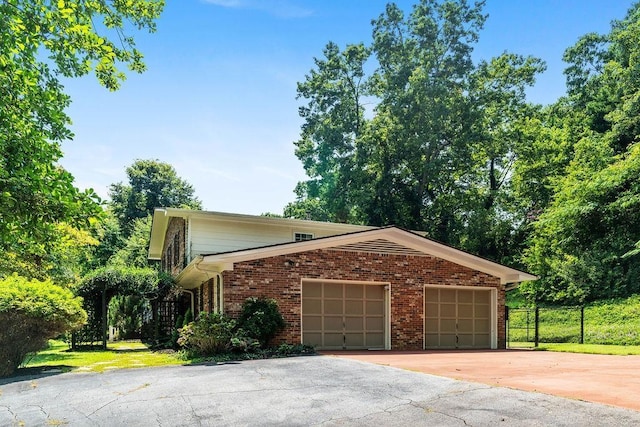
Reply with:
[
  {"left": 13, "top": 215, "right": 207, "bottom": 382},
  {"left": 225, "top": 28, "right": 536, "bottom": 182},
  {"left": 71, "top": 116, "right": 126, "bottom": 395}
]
[{"left": 215, "top": 249, "right": 505, "bottom": 350}]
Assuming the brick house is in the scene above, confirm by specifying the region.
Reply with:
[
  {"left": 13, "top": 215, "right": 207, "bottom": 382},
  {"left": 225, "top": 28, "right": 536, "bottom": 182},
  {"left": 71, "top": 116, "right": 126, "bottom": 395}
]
[{"left": 148, "top": 208, "right": 535, "bottom": 350}]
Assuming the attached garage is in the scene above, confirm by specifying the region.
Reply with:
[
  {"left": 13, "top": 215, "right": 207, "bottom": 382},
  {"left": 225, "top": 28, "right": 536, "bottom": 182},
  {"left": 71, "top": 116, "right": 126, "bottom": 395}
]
[
  {"left": 302, "top": 280, "right": 389, "bottom": 350},
  {"left": 424, "top": 286, "right": 495, "bottom": 349},
  {"left": 170, "top": 226, "right": 536, "bottom": 350}
]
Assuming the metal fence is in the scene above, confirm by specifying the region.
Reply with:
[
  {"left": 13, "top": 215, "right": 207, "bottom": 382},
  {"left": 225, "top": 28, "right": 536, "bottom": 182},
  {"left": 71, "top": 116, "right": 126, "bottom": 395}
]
[{"left": 506, "top": 306, "right": 585, "bottom": 348}]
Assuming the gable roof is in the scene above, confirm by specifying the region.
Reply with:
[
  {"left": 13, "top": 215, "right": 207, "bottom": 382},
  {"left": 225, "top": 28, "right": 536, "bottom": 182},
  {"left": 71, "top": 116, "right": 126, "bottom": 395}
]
[{"left": 176, "top": 226, "right": 537, "bottom": 288}]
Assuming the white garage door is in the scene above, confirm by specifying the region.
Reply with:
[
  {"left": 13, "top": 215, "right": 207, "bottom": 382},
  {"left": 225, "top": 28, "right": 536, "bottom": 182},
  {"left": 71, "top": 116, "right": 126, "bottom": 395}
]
[
  {"left": 302, "top": 281, "right": 386, "bottom": 350},
  {"left": 424, "top": 287, "right": 493, "bottom": 349}
]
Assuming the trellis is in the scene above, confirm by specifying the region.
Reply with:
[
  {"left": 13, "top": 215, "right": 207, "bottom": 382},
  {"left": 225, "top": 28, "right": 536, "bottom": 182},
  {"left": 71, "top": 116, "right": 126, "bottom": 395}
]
[{"left": 73, "top": 267, "right": 175, "bottom": 349}]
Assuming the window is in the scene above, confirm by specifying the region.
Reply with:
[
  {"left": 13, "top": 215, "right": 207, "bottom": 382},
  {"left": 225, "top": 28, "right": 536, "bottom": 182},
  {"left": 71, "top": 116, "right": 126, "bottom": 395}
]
[{"left": 294, "top": 232, "right": 314, "bottom": 242}]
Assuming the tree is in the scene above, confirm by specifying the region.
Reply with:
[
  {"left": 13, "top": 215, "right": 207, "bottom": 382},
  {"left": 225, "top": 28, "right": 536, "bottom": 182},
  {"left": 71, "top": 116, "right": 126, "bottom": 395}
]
[
  {"left": 0, "top": 0, "right": 164, "bottom": 274},
  {"left": 521, "top": 3, "right": 640, "bottom": 303},
  {"left": 86, "top": 210, "right": 126, "bottom": 270},
  {"left": 286, "top": 42, "right": 370, "bottom": 224},
  {"left": 109, "top": 159, "right": 202, "bottom": 236},
  {"left": 109, "top": 215, "right": 153, "bottom": 268},
  {"left": 290, "top": 0, "right": 543, "bottom": 264}
]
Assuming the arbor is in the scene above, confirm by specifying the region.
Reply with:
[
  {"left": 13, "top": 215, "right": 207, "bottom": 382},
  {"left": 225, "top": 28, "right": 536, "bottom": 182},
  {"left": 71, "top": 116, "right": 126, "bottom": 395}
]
[
  {"left": 109, "top": 159, "right": 202, "bottom": 236},
  {"left": 0, "top": 0, "right": 164, "bottom": 274},
  {"left": 75, "top": 266, "right": 174, "bottom": 347},
  {"left": 290, "top": 0, "right": 543, "bottom": 263}
]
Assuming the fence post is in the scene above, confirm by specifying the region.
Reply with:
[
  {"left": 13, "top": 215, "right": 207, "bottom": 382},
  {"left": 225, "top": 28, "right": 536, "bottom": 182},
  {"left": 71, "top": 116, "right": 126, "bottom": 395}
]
[
  {"left": 534, "top": 306, "right": 539, "bottom": 348},
  {"left": 580, "top": 306, "right": 585, "bottom": 344},
  {"left": 505, "top": 306, "right": 510, "bottom": 347}
]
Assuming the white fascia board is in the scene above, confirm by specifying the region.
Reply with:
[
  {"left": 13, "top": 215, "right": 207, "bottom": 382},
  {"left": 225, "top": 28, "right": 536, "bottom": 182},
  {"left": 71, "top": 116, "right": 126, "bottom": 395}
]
[
  {"left": 159, "top": 207, "right": 375, "bottom": 233},
  {"left": 381, "top": 228, "right": 538, "bottom": 284}
]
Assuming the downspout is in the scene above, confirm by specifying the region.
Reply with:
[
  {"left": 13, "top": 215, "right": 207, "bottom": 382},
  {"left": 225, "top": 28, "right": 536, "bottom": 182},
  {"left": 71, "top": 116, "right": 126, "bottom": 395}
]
[{"left": 192, "top": 259, "right": 226, "bottom": 314}]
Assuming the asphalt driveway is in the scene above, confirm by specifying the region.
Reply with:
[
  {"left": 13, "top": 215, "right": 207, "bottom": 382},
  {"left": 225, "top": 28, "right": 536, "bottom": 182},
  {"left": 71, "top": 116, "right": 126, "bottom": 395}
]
[{"left": 1, "top": 356, "right": 639, "bottom": 426}]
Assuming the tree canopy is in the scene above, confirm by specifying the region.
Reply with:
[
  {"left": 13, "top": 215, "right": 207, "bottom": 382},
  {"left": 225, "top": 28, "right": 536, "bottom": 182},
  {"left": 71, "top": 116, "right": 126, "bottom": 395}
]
[
  {"left": 289, "top": 0, "right": 640, "bottom": 305},
  {"left": 521, "top": 3, "right": 640, "bottom": 304},
  {"left": 0, "top": 0, "right": 164, "bottom": 279},
  {"left": 288, "top": 0, "right": 544, "bottom": 265},
  {"left": 109, "top": 159, "right": 202, "bottom": 237}
]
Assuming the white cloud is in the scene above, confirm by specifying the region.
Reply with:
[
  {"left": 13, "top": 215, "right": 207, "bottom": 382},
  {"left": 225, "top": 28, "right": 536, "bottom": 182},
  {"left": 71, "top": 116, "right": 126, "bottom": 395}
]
[{"left": 202, "top": 0, "right": 313, "bottom": 18}]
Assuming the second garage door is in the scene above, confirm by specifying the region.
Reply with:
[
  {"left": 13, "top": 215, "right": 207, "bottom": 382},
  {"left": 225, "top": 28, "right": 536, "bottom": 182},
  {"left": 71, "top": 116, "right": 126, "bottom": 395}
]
[
  {"left": 302, "top": 281, "right": 387, "bottom": 350},
  {"left": 424, "top": 287, "right": 493, "bottom": 349}
]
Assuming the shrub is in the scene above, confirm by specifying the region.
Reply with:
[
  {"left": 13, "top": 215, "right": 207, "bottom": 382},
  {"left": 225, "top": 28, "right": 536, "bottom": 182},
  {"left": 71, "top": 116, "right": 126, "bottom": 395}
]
[
  {"left": 108, "top": 295, "right": 150, "bottom": 339},
  {"left": 177, "top": 312, "right": 235, "bottom": 356},
  {"left": 0, "top": 274, "right": 87, "bottom": 377},
  {"left": 229, "top": 329, "right": 261, "bottom": 353},
  {"left": 237, "top": 297, "right": 285, "bottom": 347}
]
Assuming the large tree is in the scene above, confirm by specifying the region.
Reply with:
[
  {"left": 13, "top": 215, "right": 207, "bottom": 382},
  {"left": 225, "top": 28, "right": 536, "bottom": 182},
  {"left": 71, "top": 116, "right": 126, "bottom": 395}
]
[
  {"left": 0, "top": 0, "right": 164, "bottom": 274},
  {"left": 288, "top": 0, "right": 543, "bottom": 264}
]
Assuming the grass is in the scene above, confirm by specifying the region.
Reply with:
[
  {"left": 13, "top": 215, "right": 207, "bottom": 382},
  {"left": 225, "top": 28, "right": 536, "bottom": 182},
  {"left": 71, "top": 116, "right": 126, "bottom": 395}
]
[
  {"left": 22, "top": 340, "right": 184, "bottom": 374},
  {"left": 509, "top": 342, "right": 640, "bottom": 355},
  {"left": 21, "top": 340, "right": 315, "bottom": 376},
  {"left": 536, "top": 343, "right": 640, "bottom": 355}
]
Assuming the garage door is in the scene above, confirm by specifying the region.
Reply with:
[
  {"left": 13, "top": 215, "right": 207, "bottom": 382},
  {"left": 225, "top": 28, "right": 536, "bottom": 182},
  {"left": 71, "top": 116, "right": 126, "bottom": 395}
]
[
  {"left": 302, "top": 282, "right": 386, "bottom": 350},
  {"left": 424, "top": 287, "right": 492, "bottom": 349}
]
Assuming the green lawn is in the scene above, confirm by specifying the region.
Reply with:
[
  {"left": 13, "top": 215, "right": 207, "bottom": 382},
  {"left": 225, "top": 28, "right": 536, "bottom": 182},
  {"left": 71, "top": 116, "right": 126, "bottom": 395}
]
[
  {"left": 509, "top": 342, "right": 640, "bottom": 355},
  {"left": 23, "top": 340, "right": 184, "bottom": 374}
]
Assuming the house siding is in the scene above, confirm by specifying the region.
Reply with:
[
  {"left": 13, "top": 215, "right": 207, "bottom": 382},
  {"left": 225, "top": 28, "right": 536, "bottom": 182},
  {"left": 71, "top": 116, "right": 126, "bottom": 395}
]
[
  {"left": 189, "top": 217, "right": 372, "bottom": 258},
  {"left": 213, "top": 249, "right": 504, "bottom": 350}
]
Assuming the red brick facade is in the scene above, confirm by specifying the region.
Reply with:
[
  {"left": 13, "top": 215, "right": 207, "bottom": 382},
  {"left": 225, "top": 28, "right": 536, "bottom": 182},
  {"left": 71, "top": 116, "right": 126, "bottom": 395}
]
[{"left": 198, "top": 249, "right": 505, "bottom": 350}]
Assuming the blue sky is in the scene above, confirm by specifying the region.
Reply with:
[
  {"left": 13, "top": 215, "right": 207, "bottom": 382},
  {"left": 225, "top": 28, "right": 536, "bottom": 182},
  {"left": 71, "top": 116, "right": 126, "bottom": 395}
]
[{"left": 60, "top": 0, "right": 635, "bottom": 215}]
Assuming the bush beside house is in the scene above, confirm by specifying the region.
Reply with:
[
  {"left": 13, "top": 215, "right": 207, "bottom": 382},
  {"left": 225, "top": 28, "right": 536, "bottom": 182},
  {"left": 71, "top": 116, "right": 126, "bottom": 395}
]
[{"left": 177, "top": 297, "right": 294, "bottom": 358}]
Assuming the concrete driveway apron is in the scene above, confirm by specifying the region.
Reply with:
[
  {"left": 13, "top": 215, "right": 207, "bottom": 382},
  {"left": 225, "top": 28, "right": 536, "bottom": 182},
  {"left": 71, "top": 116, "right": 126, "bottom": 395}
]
[{"left": 324, "top": 350, "right": 640, "bottom": 411}]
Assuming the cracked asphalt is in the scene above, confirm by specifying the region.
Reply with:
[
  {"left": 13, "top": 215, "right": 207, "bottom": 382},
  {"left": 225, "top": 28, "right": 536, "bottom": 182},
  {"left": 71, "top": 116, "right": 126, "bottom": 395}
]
[{"left": 1, "top": 356, "right": 639, "bottom": 426}]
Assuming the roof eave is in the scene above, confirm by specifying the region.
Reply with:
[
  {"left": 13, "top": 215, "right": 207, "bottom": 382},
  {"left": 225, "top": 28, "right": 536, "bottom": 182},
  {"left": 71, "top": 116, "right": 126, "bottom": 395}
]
[
  {"left": 148, "top": 208, "right": 171, "bottom": 260},
  {"left": 198, "top": 227, "right": 537, "bottom": 285}
]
